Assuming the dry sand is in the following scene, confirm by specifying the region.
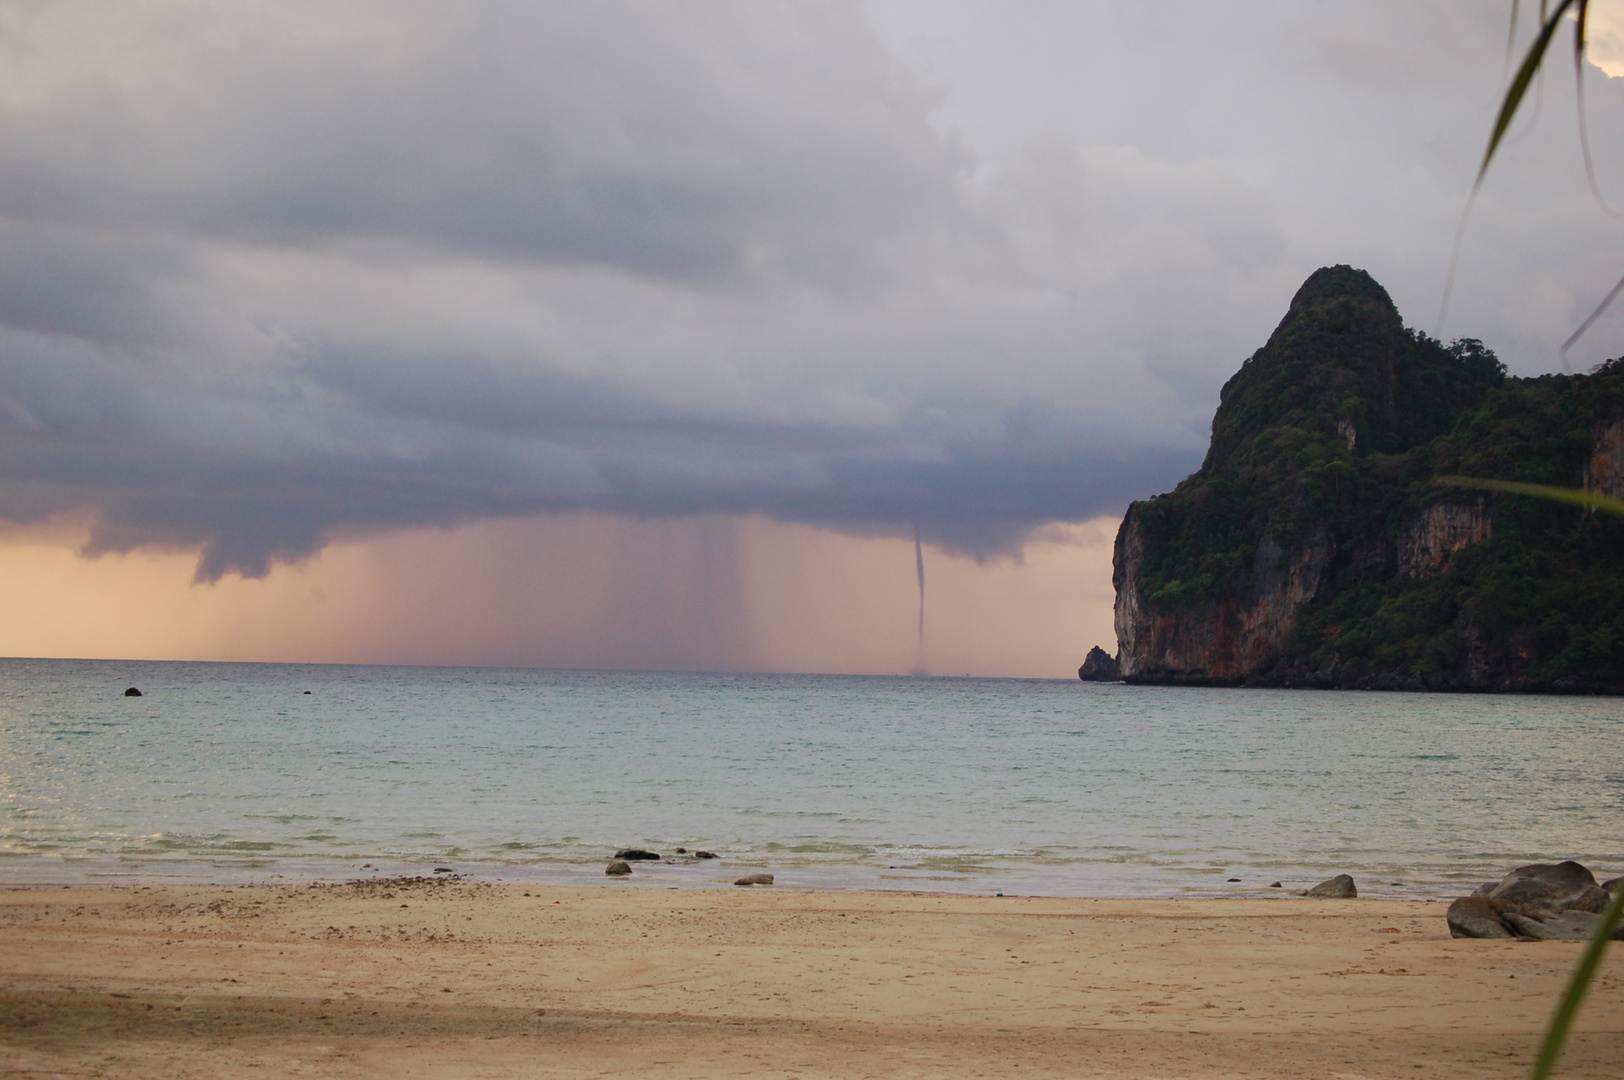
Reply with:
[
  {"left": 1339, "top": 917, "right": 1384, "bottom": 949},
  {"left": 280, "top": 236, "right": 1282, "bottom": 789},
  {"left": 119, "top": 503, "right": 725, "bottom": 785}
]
[{"left": 1, "top": 878, "right": 1620, "bottom": 1079}]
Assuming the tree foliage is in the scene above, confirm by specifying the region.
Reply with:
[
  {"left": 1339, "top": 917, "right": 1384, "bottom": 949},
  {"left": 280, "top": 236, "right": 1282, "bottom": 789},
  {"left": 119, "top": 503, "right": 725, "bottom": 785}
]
[{"left": 1124, "top": 266, "right": 1624, "bottom": 690}]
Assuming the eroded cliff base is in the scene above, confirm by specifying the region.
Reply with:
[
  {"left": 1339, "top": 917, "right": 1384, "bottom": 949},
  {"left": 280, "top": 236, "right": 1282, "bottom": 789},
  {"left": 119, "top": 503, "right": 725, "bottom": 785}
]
[{"left": 1122, "top": 664, "right": 1624, "bottom": 695}]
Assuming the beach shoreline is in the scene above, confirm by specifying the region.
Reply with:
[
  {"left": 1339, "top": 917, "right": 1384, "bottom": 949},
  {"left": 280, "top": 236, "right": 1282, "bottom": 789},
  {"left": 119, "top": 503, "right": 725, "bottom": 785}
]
[
  {"left": 1, "top": 847, "right": 1568, "bottom": 900},
  {"left": 2, "top": 880, "right": 1619, "bottom": 1079}
]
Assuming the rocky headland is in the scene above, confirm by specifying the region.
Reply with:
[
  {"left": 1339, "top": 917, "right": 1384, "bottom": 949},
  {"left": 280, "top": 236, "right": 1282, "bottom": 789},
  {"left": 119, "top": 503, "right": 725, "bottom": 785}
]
[{"left": 1100, "top": 265, "right": 1624, "bottom": 692}]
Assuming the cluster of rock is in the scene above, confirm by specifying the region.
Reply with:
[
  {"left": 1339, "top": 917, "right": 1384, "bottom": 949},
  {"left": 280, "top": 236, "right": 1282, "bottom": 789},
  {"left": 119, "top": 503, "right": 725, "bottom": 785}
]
[
  {"left": 603, "top": 846, "right": 770, "bottom": 885},
  {"left": 1447, "top": 861, "right": 1623, "bottom": 940}
]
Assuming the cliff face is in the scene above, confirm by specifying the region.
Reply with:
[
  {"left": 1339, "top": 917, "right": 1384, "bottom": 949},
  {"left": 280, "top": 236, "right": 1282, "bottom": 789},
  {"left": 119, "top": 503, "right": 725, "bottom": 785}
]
[
  {"left": 1112, "top": 265, "right": 1624, "bottom": 692},
  {"left": 1397, "top": 501, "right": 1491, "bottom": 580},
  {"left": 1585, "top": 418, "right": 1624, "bottom": 501},
  {"left": 1115, "top": 516, "right": 1332, "bottom": 682}
]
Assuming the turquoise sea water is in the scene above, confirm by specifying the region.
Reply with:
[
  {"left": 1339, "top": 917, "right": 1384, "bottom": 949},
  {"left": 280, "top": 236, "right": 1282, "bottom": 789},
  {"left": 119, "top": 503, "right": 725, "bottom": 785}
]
[{"left": 1, "top": 658, "right": 1620, "bottom": 897}]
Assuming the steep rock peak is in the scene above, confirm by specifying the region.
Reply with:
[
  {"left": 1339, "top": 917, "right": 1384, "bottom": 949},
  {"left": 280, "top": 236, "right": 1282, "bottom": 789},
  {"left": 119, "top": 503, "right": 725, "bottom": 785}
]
[
  {"left": 1286, "top": 264, "right": 1399, "bottom": 321},
  {"left": 1201, "top": 266, "right": 1502, "bottom": 472}
]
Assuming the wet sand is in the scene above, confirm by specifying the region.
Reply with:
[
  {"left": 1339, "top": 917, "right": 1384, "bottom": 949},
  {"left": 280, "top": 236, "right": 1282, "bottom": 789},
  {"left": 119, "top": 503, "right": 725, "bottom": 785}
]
[{"left": 1, "top": 878, "right": 1619, "bottom": 1078}]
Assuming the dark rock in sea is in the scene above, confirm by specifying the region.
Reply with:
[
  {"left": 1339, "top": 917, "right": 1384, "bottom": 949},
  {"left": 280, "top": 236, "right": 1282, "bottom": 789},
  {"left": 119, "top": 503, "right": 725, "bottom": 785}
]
[
  {"left": 734, "top": 873, "right": 774, "bottom": 886},
  {"left": 1077, "top": 646, "right": 1121, "bottom": 682},
  {"left": 614, "top": 849, "right": 661, "bottom": 861},
  {"left": 1268, "top": 882, "right": 1282, "bottom": 888},
  {"left": 1226, "top": 877, "right": 1241, "bottom": 882},
  {"left": 676, "top": 848, "right": 688, "bottom": 854},
  {"left": 303, "top": 690, "right": 312, "bottom": 695},
  {"left": 695, "top": 851, "right": 718, "bottom": 859},
  {"left": 1305, "top": 874, "right": 1357, "bottom": 898},
  {"left": 605, "top": 861, "right": 632, "bottom": 876},
  {"left": 1449, "top": 861, "right": 1624, "bottom": 940},
  {"left": 433, "top": 867, "right": 454, "bottom": 874},
  {"left": 123, "top": 687, "right": 142, "bottom": 697}
]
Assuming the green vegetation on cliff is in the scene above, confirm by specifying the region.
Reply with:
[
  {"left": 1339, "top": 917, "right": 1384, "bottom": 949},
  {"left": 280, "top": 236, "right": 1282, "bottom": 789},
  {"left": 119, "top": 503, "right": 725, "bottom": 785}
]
[{"left": 1121, "top": 265, "right": 1624, "bottom": 690}]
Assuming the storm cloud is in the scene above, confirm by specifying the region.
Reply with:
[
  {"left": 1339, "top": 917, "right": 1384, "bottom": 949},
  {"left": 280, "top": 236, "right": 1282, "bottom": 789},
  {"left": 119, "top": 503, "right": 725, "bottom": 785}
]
[{"left": 0, "top": 1, "right": 1620, "bottom": 579}]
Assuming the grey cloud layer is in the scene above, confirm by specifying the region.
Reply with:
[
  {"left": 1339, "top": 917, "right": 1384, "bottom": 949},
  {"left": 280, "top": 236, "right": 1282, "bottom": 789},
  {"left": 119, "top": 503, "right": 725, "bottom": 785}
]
[
  {"left": 0, "top": 1, "right": 1617, "bottom": 579},
  {"left": 0, "top": 3, "right": 964, "bottom": 284}
]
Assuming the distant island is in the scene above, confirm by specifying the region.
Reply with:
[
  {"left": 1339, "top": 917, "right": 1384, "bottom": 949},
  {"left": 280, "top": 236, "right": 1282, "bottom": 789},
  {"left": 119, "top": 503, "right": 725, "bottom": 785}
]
[{"left": 1087, "top": 265, "right": 1624, "bottom": 693}]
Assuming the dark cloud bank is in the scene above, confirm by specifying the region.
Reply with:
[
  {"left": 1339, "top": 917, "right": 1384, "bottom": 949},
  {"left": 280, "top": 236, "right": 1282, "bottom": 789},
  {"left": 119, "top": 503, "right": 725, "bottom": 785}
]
[{"left": 0, "top": 2, "right": 1618, "bottom": 579}]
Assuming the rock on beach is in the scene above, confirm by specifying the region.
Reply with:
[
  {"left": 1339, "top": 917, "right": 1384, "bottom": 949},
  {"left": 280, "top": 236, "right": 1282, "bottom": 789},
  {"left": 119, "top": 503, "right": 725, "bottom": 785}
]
[
  {"left": 605, "top": 861, "right": 632, "bottom": 877},
  {"left": 1444, "top": 896, "right": 1514, "bottom": 939},
  {"left": 734, "top": 873, "right": 774, "bottom": 886},
  {"left": 1304, "top": 874, "right": 1357, "bottom": 898},
  {"left": 1448, "top": 861, "right": 1624, "bottom": 941}
]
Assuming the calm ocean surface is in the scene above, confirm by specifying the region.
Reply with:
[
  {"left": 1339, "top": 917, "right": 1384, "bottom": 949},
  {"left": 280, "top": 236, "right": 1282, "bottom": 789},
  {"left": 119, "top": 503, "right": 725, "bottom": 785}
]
[{"left": 1, "top": 658, "right": 1619, "bottom": 897}]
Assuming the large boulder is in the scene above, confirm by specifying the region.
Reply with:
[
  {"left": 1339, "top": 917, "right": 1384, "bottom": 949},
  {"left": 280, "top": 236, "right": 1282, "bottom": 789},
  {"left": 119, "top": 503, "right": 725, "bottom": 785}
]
[
  {"left": 1446, "top": 896, "right": 1515, "bottom": 938},
  {"left": 614, "top": 849, "right": 661, "bottom": 861},
  {"left": 1477, "top": 861, "right": 1612, "bottom": 914},
  {"left": 1449, "top": 861, "right": 1624, "bottom": 940},
  {"left": 1077, "top": 647, "right": 1121, "bottom": 682},
  {"left": 1502, "top": 910, "right": 1614, "bottom": 942}
]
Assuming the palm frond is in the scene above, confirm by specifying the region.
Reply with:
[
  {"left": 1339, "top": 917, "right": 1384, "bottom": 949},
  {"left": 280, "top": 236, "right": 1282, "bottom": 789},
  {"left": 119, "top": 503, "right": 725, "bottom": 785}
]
[
  {"left": 1529, "top": 884, "right": 1624, "bottom": 1080},
  {"left": 1444, "top": 2, "right": 1622, "bottom": 352},
  {"left": 1438, "top": 475, "right": 1624, "bottom": 516},
  {"left": 1561, "top": 270, "right": 1624, "bottom": 361},
  {"left": 1481, "top": 0, "right": 1577, "bottom": 182}
]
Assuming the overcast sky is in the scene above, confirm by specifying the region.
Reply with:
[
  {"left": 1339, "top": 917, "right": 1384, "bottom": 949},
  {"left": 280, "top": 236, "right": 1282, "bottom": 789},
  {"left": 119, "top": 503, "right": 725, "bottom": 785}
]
[{"left": 1, "top": 0, "right": 1622, "bottom": 588}]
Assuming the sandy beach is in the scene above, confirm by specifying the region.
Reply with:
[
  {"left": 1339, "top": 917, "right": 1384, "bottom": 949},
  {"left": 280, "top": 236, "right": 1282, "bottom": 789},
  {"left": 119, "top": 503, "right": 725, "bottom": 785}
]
[{"left": 2, "top": 879, "right": 1620, "bottom": 1079}]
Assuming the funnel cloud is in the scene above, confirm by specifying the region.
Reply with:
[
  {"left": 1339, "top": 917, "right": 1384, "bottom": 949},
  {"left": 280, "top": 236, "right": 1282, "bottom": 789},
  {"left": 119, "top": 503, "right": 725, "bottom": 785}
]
[{"left": 914, "top": 523, "right": 927, "bottom": 675}]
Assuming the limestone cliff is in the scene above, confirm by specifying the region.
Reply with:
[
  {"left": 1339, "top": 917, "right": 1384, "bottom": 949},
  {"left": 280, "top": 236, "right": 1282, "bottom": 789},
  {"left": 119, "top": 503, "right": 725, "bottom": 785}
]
[
  {"left": 1584, "top": 418, "right": 1624, "bottom": 502},
  {"left": 1111, "top": 265, "right": 1624, "bottom": 692},
  {"left": 1397, "top": 500, "right": 1491, "bottom": 580},
  {"left": 1115, "top": 517, "right": 1332, "bottom": 683}
]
